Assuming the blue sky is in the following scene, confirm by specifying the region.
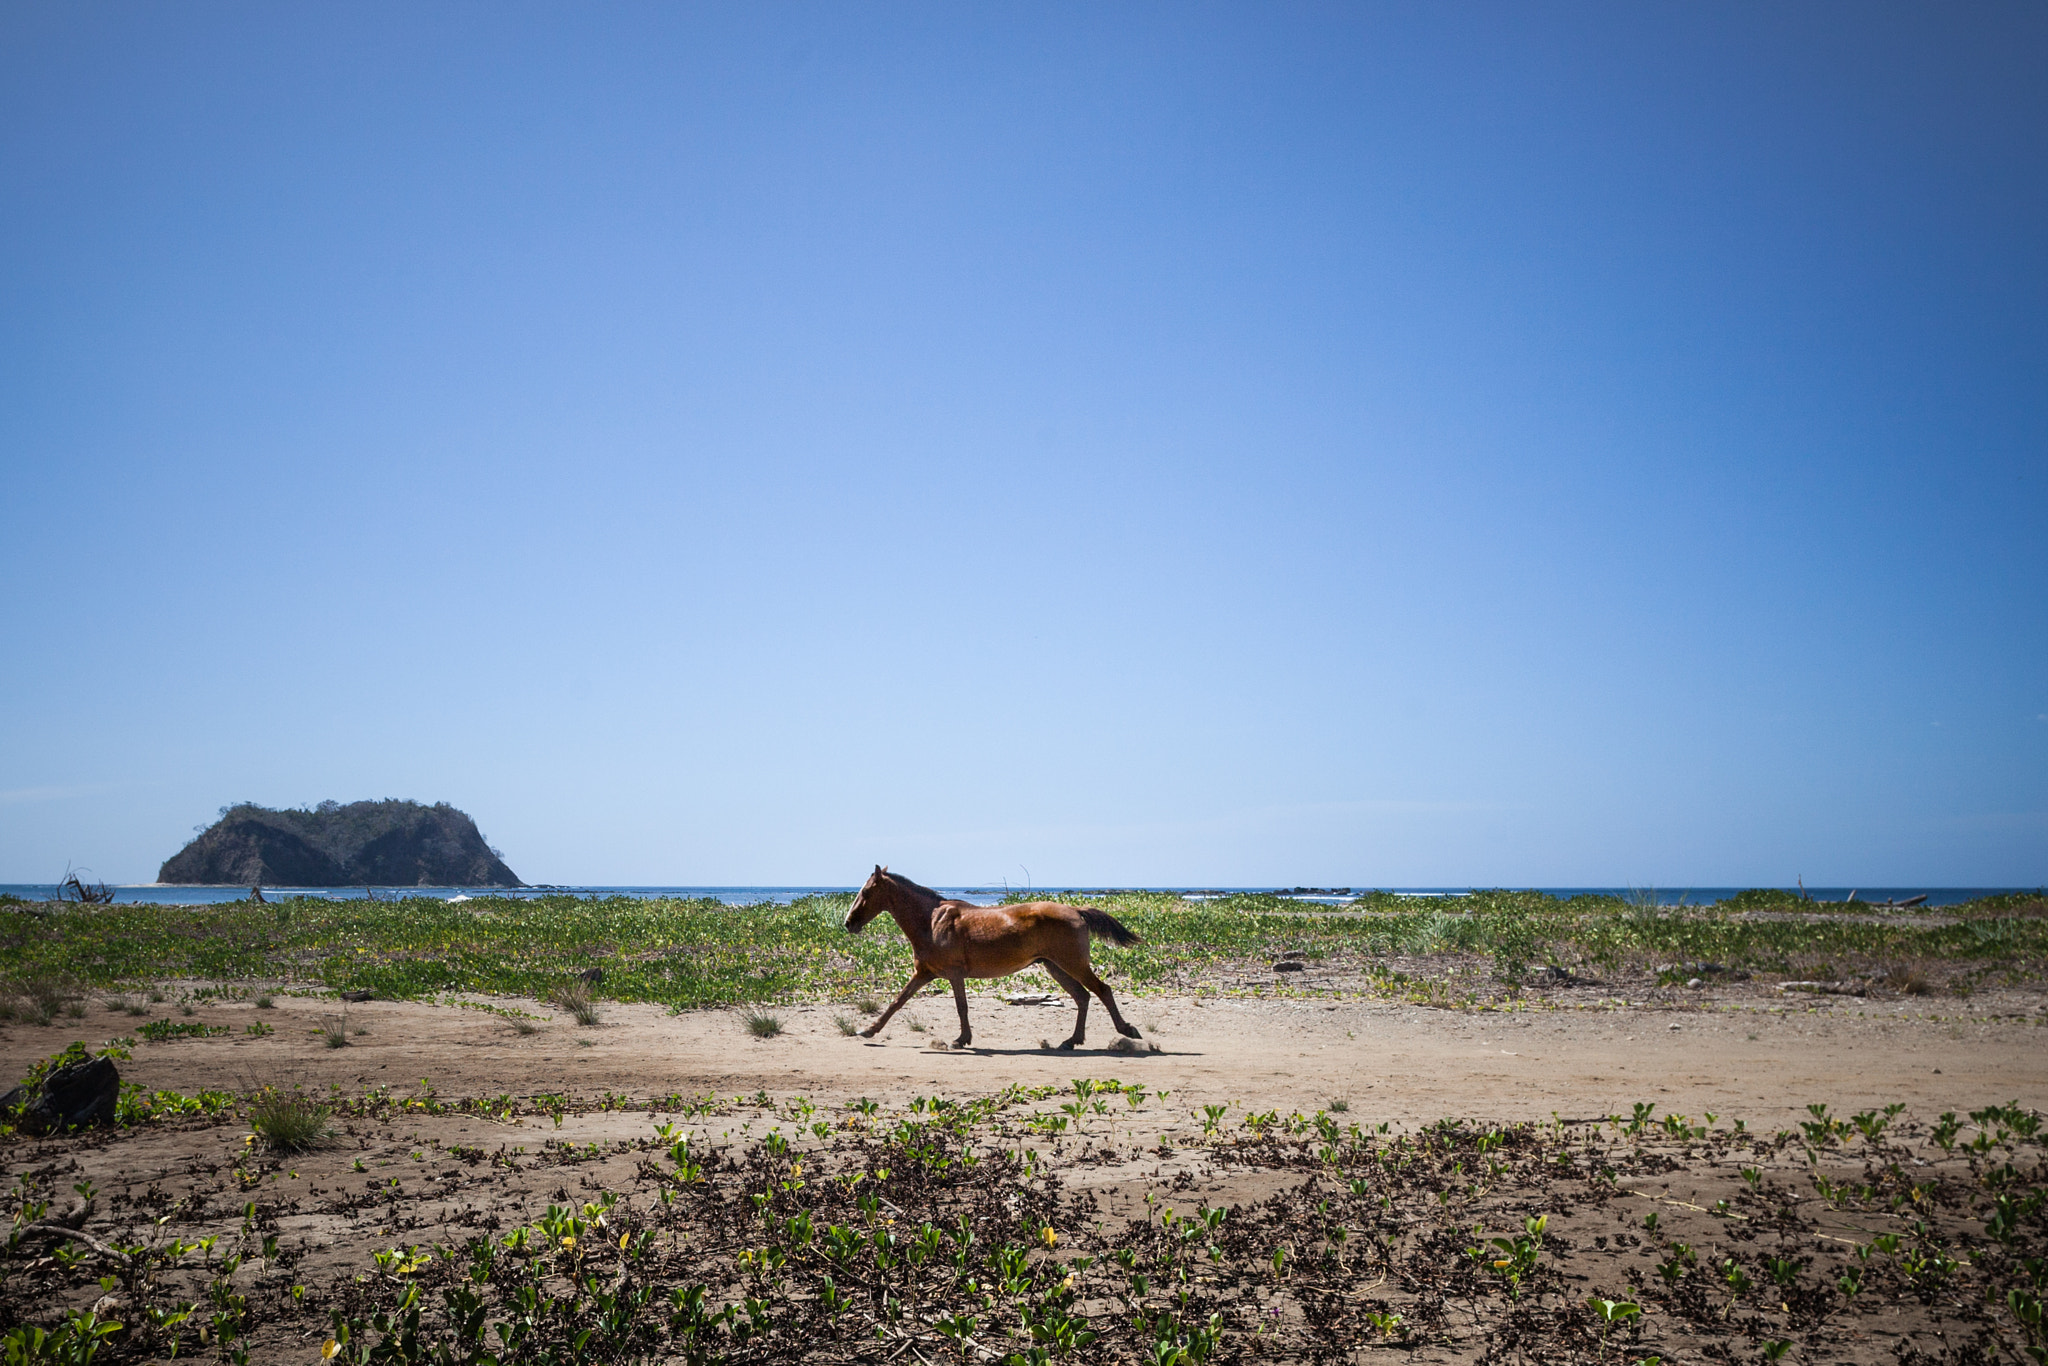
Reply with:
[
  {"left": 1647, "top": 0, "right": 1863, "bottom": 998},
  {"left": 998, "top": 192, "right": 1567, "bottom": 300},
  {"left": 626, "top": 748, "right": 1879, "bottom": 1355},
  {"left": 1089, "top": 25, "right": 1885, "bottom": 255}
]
[{"left": 2, "top": 3, "right": 2042, "bottom": 887}]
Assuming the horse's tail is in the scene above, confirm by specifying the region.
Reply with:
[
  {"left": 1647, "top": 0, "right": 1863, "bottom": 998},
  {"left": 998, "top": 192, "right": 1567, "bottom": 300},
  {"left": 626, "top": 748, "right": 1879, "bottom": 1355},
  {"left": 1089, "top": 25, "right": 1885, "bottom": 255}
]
[{"left": 1079, "top": 906, "right": 1141, "bottom": 947}]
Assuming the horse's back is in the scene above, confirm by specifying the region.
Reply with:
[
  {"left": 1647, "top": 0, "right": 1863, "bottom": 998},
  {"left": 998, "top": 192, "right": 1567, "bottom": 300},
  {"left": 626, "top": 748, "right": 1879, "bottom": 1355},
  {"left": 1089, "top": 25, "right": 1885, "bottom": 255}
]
[
  {"left": 954, "top": 899, "right": 1088, "bottom": 933},
  {"left": 936, "top": 900, "right": 1090, "bottom": 975}
]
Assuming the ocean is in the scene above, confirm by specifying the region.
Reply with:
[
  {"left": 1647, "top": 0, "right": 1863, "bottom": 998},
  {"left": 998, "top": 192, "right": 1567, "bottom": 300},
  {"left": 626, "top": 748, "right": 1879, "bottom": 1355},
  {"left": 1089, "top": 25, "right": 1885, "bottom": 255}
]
[{"left": 0, "top": 884, "right": 2029, "bottom": 908}]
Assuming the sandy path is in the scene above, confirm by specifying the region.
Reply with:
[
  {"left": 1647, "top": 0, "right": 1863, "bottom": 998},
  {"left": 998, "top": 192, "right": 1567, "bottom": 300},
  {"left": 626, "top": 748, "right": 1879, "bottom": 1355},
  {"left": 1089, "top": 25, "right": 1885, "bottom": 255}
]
[{"left": 13, "top": 986, "right": 2043, "bottom": 1126}]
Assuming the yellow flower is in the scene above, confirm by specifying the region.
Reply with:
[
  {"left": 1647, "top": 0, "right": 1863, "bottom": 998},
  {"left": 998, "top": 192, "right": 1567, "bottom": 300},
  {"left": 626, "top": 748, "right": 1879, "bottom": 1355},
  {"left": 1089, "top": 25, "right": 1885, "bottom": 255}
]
[
  {"left": 1042, "top": 1228, "right": 1058, "bottom": 1248},
  {"left": 322, "top": 1341, "right": 341, "bottom": 1361}
]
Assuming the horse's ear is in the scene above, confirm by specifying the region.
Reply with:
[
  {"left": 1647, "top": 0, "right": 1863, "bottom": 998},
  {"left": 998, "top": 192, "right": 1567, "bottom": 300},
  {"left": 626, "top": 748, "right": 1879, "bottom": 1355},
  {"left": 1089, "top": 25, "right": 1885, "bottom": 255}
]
[
  {"left": 880, "top": 864, "right": 889, "bottom": 873},
  {"left": 874, "top": 864, "right": 883, "bottom": 874}
]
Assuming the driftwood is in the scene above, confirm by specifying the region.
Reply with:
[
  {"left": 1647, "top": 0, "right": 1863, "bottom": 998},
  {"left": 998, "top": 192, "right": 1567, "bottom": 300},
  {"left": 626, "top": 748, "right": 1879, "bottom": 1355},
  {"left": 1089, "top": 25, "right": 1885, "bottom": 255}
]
[
  {"left": 57, "top": 867, "right": 115, "bottom": 904},
  {"left": 1779, "top": 980, "right": 1867, "bottom": 996},
  {"left": 9, "top": 1194, "right": 120, "bottom": 1256}
]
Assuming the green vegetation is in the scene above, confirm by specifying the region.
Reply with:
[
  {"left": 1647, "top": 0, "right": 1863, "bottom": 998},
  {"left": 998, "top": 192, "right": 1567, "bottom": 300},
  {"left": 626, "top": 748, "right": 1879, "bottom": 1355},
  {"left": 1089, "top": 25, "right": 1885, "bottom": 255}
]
[
  {"left": 136, "top": 1017, "right": 230, "bottom": 1042},
  {"left": 0, "top": 890, "right": 2040, "bottom": 1012},
  {"left": 5, "top": 1080, "right": 2042, "bottom": 1363},
  {"left": 247, "top": 1086, "right": 331, "bottom": 1152}
]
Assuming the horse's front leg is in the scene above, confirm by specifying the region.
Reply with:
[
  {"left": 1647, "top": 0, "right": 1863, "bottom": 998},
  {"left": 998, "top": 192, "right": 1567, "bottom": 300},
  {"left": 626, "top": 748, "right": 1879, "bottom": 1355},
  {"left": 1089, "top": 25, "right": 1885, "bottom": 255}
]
[
  {"left": 948, "top": 974, "right": 972, "bottom": 1048},
  {"left": 861, "top": 966, "right": 934, "bottom": 1037}
]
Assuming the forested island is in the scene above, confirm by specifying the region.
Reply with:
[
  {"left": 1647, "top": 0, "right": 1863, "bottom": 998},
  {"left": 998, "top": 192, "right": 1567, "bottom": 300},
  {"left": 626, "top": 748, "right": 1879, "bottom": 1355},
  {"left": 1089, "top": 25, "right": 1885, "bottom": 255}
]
[{"left": 158, "top": 800, "right": 522, "bottom": 887}]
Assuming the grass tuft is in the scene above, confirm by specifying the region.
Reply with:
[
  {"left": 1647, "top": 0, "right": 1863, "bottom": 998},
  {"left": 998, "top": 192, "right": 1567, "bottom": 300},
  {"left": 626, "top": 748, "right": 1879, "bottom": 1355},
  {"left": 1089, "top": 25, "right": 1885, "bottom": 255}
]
[
  {"left": 743, "top": 1007, "right": 784, "bottom": 1039},
  {"left": 834, "top": 1013, "right": 858, "bottom": 1036},
  {"left": 248, "top": 1088, "right": 331, "bottom": 1152},
  {"left": 255, "top": 994, "right": 275, "bottom": 1009},
  {"left": 1883, "top": 964, "right": 1934, "bottom": 996},
  {"left": 7, "top": 975, "right": 79, "bottom": 1027},
  {"left": 550, "top": 980, "right": 603, "bottom": 1027},
  {"left": 317, "top": 1015, "right": 350, "bottom": 1049}
]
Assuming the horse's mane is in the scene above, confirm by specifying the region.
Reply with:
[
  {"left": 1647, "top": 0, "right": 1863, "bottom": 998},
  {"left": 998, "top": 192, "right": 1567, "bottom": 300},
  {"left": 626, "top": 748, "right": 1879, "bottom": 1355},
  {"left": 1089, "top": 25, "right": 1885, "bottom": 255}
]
[{"left": 879, "top": 869, "right": 946, "bottom": 906}]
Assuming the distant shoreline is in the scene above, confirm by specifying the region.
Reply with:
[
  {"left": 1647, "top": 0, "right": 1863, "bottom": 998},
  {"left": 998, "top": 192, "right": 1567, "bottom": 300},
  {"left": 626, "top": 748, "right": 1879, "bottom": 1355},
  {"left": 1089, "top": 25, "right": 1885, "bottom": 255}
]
[{"left": 2, "top": 883, "right": 2033, "bottom": 908}]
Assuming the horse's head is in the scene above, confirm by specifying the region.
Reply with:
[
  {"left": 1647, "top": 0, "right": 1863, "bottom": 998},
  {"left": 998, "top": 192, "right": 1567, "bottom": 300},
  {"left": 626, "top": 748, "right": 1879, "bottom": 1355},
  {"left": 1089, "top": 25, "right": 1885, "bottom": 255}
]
[{"left": 844, "top": 865, "right": 891, "bottom": 933}]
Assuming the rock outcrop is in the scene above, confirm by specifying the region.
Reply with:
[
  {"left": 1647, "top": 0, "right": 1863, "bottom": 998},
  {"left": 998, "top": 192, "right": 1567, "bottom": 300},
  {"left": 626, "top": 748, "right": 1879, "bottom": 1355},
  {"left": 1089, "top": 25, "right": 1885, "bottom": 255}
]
[
  {"left": 0, "top": 1055, "right": 121, "bottom": 1133},
  {"left": 158, "top": 800, "right": 522, "bottom": 887}
]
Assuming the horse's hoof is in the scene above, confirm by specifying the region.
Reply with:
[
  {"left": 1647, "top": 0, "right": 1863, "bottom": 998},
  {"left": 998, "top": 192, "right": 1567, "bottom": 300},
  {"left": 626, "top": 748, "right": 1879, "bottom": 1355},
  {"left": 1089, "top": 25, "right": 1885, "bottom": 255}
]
[
  {"left": 859, "top": 1027, "right": 879, "bottom": 1038},
  {"left": 1058, "top": 1039, "right": 1080, "bottom": 1051},
  {"left": 954, "top": 1037, "right": 971, "bottom": 1049},
  {"left": 1118, "top": 1024, "right": 1143, "bottom": 1038}
]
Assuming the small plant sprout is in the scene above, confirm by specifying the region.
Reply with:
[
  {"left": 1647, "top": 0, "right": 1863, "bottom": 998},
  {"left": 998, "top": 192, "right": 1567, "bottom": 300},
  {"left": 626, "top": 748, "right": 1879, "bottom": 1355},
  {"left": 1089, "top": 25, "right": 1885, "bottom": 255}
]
[
  {"left": 1474, "top": 1215, "right": 1547, "bottom": 1299},
  {"left": 1587, "top": 1298, "right": 1641, "bottom": 1357}
]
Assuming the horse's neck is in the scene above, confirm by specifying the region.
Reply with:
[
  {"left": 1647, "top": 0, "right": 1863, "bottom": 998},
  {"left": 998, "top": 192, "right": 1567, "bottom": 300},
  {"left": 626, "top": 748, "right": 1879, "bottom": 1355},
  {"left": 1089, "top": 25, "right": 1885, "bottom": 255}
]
[{"left": 884, "top": 885, "right": 939, "bottom": 946}]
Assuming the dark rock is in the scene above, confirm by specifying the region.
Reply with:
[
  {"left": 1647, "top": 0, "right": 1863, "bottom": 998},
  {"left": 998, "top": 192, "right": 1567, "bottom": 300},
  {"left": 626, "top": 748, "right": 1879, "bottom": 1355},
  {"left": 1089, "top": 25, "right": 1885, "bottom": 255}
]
[
  {"left": 1273, "top": 961, "right": 1308, "bottom": 973},
  {"left": 0, "top": 1057, "right": 120, "bottom": 1133},
  {"left": 160, "top": 800, "right": 521, "bottom": 887},
  {"left": 339, "top": 990, "right": 376, "bottom": 1003}
]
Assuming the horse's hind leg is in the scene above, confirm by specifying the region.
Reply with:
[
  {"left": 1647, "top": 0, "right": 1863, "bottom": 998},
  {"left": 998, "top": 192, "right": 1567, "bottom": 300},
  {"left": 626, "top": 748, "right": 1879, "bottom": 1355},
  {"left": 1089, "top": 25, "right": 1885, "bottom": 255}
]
[
  {"left": 861, "top": 967, "right": 933, "bottom": 1038},
  {"left": 949, "top": 974, "right": 972, "bottom": 1048},
  {"left": 1073, "top": 962, "right": 1141, "bottom": 1038},
  {"left": 1039, "top": 959, "right": 1091, "bottom": 1049}
]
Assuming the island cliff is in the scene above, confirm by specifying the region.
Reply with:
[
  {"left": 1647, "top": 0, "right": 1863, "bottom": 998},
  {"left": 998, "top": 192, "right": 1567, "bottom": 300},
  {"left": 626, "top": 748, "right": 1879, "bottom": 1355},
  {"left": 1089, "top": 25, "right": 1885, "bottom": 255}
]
[{"left": 159, "top": 800, "right": 523, "bottom": 887}]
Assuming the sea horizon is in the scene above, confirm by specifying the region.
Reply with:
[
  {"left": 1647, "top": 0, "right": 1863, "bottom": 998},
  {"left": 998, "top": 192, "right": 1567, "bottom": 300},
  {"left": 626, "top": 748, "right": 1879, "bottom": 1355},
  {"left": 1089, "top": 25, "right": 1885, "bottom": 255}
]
[{"left": 3, "top": 883, "right": 2034, "bottom": 908}]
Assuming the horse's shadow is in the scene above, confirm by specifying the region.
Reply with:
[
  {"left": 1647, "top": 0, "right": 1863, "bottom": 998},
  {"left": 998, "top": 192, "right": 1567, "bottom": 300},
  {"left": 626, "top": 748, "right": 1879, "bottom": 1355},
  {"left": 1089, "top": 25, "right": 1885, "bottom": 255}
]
[{"left": 884, "top": 1056, "right": 1196, "bottom": 1064}]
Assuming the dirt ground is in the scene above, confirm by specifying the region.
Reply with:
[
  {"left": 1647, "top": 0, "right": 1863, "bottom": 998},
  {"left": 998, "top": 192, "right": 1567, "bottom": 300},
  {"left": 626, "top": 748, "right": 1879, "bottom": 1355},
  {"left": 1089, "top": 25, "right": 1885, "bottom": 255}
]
[
  {"left": 10, "top": 977, "right": 2042, "bottom": 1125},
  {"left": 6, "top": 980, "right": 2047, "bottom": 1364}
]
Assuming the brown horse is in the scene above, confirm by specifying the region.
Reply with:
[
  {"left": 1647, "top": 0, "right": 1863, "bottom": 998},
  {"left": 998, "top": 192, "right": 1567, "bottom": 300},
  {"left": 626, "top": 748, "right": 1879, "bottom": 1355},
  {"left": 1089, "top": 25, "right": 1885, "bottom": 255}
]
[{"left": 843, "top": 866, "right": 1144, "bottom": 1050}]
